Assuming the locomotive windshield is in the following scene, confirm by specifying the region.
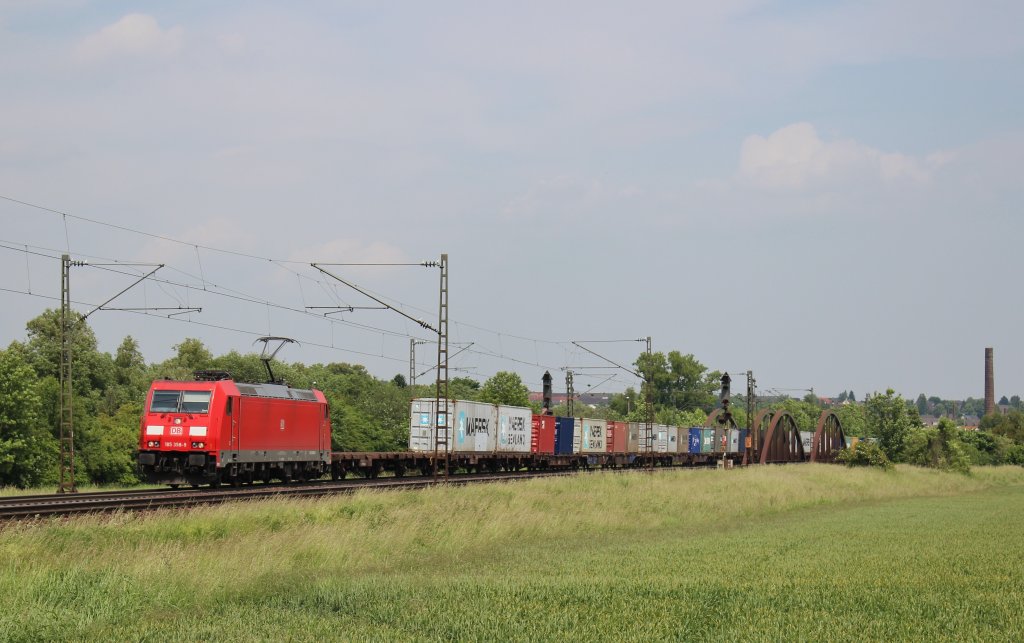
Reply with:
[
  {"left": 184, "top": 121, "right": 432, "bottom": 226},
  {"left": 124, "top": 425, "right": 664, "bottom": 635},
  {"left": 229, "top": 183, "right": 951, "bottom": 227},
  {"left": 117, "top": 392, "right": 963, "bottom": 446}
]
[{"left": 150, "top": 390, "right": 212, "bottom": 414}]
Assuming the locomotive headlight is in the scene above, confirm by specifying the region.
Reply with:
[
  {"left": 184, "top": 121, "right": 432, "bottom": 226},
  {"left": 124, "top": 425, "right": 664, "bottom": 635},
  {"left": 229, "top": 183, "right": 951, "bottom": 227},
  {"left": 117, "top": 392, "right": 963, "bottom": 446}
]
[
  {"left": 191, "top": 441, "right": 205, "bottom": 449},
  {"left": 147, "top": 440, "right": 160, "bottom": 448}
]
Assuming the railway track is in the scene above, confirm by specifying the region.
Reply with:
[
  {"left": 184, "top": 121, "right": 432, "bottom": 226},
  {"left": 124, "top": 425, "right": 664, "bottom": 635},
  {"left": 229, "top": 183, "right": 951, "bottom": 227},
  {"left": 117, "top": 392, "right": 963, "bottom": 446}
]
[{"left": 0, "top": 468, "right": 615, "bottom": 521}]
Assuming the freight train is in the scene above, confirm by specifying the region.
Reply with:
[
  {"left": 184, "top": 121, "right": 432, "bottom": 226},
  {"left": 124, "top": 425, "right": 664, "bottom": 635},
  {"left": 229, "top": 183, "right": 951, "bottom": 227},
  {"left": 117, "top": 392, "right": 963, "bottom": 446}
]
[{"left": 137, "top": 374, "right": 749, "bottom": 487}]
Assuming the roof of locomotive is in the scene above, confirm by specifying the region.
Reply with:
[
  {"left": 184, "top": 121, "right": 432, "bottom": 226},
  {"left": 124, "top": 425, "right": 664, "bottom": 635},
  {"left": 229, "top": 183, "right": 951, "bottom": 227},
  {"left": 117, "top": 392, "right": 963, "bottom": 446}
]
[
  {"left": 150, "top": 377, "right": 323, "bottom": 402},
  {"left": 233, "top": 382, "right": 320, "bottom": 401}
]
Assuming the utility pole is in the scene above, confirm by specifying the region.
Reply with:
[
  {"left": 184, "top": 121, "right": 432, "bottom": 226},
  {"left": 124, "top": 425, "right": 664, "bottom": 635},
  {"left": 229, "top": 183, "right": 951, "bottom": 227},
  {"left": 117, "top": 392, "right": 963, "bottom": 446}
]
[
  {"left": 58, "top": 254, "right": 83, "bottom": 493},
  {"left": 409, "top": 338, "right": 415, "bottom": 387},
  {"left": 409, "top": 338, "right": 429, "bottom": 386},
  {"left": 311, "top": 255, "right": 448, "bottom": 480},
  {"left": 566, "top": 370, "right": 575, "bottom": 417},
  {"left": 644, "top": 336, "right": 654, "bottom": 470},
  {"left": 58, "top": 255, "right": 167, "bottom": 493},
  {"left": 746, "top": 370, "right": 756, "bottom": 462},
  {"left": 569, "top": 337, "right": 652, "bottom": 467},
  {"left": 432, "top": 254, "right": 449, "bottom": 481}
]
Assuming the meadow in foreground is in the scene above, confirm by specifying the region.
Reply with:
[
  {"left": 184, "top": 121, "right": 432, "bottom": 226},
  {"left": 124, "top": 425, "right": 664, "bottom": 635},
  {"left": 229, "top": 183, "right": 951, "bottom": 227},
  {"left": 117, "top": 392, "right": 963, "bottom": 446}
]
[{"left": 1, "top": 465, "right": 1022, "bottom": 641}]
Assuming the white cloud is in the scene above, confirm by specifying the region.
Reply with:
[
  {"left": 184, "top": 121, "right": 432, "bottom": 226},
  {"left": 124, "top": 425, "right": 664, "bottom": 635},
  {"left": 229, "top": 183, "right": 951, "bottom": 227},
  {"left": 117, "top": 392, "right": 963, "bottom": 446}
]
[
  {"left": 738, "top": 122, "right": 939, "bottom": 190},
  {"left": 75, "top": 14, "right": 183, "bottom": 63}
]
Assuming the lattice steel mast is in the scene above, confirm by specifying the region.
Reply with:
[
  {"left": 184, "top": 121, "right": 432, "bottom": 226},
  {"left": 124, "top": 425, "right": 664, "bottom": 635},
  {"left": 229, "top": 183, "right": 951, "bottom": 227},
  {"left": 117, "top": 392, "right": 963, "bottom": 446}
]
[
  {"left": 58, "top": 254, "right": 82, "bottom": 493},
  {"left": 432, "top": 254, "right": 449, "bottom": 480}
]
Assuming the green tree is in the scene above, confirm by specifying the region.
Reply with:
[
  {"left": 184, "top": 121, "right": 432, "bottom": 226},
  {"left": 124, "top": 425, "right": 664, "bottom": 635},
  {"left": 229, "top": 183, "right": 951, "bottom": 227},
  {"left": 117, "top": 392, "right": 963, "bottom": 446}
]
[
  {"left": 774, "top": 397, "right": 819, "bottom": 431},
  {"left": 479, "top": 372, "right": 529, "bottom": 406},
  {"left": 80, "top": 402, "right": 144, "bottom": 485},
  {"left": 102, "top": 336, "right": 150, "bottom": 414},
  {"left": 836, "top": 442, "right": 892, "bottom": 470},
  {"left": 447, "top": 377, "right": 481, "bottom": 401},
  {"left": 0, "top": 345, "right": 55, "bottom": 487},
  {"left": 916, "top": 393, "right": 928, "bottom": 416},
  {"left": 635, "top": 351, "right": 720, "bottom": 412},
  {"left": 835, "top": 403, "right": 867, "bottom": 438},
  {"left": 24, "top": 309, "right": 115, "bottom": 413},
  {"left": 960, "top": 397, "right": 985, "bottom": 418},
  {"left": 865, "top": 389, "right": 913, "bottom": 461},
  {"left": 981, "top": 410, "right": 1024, "bottom": 443},
  {"left": 903, "top": 418, "right": 970, "bottom": 473},
  {"left": 208, "top": 350, "right": 267, "bottom": 384}
]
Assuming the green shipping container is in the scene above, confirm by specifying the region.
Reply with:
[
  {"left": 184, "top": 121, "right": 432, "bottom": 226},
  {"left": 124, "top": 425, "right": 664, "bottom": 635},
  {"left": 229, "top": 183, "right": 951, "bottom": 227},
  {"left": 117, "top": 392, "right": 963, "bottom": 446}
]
[{"left": 701, "top": 428, "right": 714, "bottom": 453}]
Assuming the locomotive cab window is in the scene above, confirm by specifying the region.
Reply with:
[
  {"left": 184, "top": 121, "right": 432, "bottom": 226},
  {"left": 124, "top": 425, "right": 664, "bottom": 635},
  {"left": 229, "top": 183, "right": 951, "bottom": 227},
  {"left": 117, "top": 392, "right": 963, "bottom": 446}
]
[{"left": 150, "top": 390, "right": 212, "bottom": 414}]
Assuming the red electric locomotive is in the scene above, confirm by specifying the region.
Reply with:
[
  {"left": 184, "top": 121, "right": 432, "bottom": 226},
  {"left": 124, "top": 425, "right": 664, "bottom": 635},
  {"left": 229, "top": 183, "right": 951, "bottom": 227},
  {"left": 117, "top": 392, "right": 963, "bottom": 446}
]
[{"left": 137, "top": 370, "right": 331, "bottom": 487}]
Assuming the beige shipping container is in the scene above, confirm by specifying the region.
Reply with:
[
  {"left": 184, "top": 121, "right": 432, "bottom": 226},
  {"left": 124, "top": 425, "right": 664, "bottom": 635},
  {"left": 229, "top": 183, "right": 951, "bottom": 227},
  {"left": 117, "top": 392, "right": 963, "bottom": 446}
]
[
  {"left": 496, "top": 405, "right": 532, "bottom": 453},
  {"left": 627, "top": 422, "right": 641, "bottom": 453},
  {"left": 575, "top": 418, "right": 607, "bottom": 453}
]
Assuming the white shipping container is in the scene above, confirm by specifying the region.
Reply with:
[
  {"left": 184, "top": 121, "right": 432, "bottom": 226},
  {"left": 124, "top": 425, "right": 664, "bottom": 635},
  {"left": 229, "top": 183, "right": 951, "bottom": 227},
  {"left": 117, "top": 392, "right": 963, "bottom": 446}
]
[
  {"left": 409, "top": 398, "right": 451, "bottom": 452},
  {"left": 409, "top": 399, "right": 498, "bottom": 453},
  {"left": 453, "top": 401, "right": 498, "bottom": 453},
  {"left": 577, "top": 418, "right": 607, "bottom": 453},
  {"left": 667, "top": 426, "right": 680, "bottom": 453},
  {"left": 496, "top": 405, "right": 532, "bottom": 453},
  {"left": 800, "top": 431, "right": 814, "bottom": 455},
  {"left": 654, "top": 424, "right": 673, "bottom": 453},
  {"left": 728, "top": 429, "right": 741, "bottom": 453}
]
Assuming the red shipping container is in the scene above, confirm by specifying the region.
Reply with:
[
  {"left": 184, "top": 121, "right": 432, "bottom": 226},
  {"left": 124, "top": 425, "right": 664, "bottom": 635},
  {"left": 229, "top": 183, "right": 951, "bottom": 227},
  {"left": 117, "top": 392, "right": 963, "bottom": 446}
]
[
  {"left": 607, "top": 421, "right": 629, "bottom": 453},
  {"left": 531, "top": 415, "right": 556, "bottom": 454}
]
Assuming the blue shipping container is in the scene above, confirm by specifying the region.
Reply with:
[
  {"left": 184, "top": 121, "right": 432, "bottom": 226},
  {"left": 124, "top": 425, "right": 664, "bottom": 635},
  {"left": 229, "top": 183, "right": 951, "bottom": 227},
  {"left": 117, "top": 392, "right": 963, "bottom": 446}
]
[
  {"left": 739, "top": 429, "right": 748, "bottom": 453},
  {"left": 688, "top": 428, "right": 702, "bottom": 454},
  {"left": 555, "top": 417, "right": 575, "bottom": 455}
]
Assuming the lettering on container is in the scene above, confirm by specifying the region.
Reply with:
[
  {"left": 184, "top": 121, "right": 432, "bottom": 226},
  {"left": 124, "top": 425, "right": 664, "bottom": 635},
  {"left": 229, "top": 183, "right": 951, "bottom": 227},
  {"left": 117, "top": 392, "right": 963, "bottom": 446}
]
[
  {"left": 466, "top": 416, "right": 490, "bottom": 436},
  {"left": 500, "top": 416, "right": 528, "bottom": 446}
]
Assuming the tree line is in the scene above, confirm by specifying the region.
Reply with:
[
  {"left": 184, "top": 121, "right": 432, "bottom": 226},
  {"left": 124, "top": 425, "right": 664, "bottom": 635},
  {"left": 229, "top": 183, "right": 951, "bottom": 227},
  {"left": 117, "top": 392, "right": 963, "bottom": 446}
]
[{"left": 2, "top": 311, "right": 1021, "bottom": 488}]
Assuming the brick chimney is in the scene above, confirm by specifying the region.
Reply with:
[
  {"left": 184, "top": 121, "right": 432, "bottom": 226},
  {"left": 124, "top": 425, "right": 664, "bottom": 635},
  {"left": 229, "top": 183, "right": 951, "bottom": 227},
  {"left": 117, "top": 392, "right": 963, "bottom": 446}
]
[{"left": 985, "top": 347, "right": 995, "bottom": 416}]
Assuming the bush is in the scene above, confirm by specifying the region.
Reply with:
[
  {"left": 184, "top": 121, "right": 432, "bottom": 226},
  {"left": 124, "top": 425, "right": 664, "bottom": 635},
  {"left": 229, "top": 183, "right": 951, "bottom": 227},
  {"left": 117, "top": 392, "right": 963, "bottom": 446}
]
[
  {"left": 836, "top": 442, "right": 893, "bottom": 470},
  {"left": 902, "top": 420, "right": 971, "bottom": 474},
  {"left": 1006, "top": 444, "right": 1024, "bottom": 466}
]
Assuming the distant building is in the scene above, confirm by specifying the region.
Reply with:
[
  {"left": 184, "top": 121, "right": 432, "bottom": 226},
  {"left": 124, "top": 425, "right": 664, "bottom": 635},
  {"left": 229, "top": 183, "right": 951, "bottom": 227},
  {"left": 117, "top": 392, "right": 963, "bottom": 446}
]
[
  {"left": 528, "top": 392, "right": 612, "bottom": 407},
  {"left": 960, "top": 415, "right": 981, "bottom": 430}
]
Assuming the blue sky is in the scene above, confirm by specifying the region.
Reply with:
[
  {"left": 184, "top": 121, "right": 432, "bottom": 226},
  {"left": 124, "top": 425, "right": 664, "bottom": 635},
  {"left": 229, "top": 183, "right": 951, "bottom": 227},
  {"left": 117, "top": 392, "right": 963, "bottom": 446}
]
[{"left": 1, "top": 1, "right": 1021, "bottom": 400}]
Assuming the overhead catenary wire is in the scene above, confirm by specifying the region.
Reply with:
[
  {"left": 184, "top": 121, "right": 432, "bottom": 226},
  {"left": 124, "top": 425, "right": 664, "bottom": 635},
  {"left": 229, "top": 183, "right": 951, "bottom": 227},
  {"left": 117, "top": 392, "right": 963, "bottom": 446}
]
[
  {"left": 1, "top": 196, "right": 653, "bottom": 388},
  {"left": 0, "top": 195, "right": 577, "bottom": 346},
  {"left": 0, "top": 284, "right": 417, "bottom": 365}
]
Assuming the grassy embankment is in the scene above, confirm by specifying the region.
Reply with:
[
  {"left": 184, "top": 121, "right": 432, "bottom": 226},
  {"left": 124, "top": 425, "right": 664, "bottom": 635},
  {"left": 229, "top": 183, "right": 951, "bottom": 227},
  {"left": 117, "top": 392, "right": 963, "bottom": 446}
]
[{"left": 2, "top": 465, "right": 1023, "bottom": 641}]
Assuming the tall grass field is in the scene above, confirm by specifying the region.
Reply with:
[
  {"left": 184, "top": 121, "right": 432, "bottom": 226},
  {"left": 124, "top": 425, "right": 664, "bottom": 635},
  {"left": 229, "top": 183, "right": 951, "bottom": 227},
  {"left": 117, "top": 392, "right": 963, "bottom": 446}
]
[{"left": 2, "top": 465, "right": 1023, "bottom": 641}]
